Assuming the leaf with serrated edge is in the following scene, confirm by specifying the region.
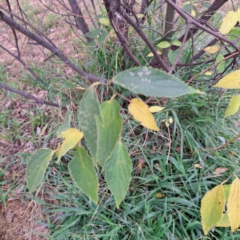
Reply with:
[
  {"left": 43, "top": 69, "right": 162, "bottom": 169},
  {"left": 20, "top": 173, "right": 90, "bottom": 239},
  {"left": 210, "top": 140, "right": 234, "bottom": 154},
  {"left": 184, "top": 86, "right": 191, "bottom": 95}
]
[
  {"left": 69, "top": 146, "right": 98, "bottom": 203},
  {"left": 113, "top": 67, "right": 199, "bottom": 98},
  {"left": 27, "top": 148, "right": 54, "bottom": 192},
  {"left": 128, "top": 98, "right": 159, "bottom": 131},
  {"left": 214, "top": 70, "right": 240, "bottom": 89},
  {"left": 105, "top": 142, "right": 132, "bottom": 208},
  {"left": 96, "top": 99, "right": 122, "bottom": 168},
  {"left": 56, "top": 109, "right": 72, "bottom": 137},
  {"left": 204, "top": 46, "right": 219, "bottom": 54},
  {"left": 149, "top": 106, "right": 165, "bottom": 113},
  {"left": 78, "top": 85, "right": 101, "bottom": 162},
  {"left": 228, "top": 177, "right": 240, "bottom": 232},
  {"left": 57, "top": 128, "right": 84, "bottom": 163},
  {"left": 224, "top": 95, "right": 240, "bottom": 117},
  {"left": 216, "top": 213, "right": 231, "bottom": 227},
  {"left": 223, "top": 184, "right": 231, "bottom": 201},
  {"left": 201, "top": 185, "right": 225, "bottom": 235},
  {"left": 219, "top": 11, "right": 238, "bottom": 35}
]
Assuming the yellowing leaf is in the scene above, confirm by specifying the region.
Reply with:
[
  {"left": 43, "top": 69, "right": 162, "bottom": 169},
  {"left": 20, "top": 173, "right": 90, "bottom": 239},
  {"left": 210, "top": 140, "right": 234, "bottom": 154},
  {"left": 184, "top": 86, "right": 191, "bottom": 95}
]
[
  {"left": 137, "top": 13, "right": 144, "bottom": 18},
  {"left": 237, "top": 9, "right": 240, "bottom": 22},
  {"left": 204, "top": 46, "right": 219, "bottom": 54},
  {"left": 204, "top": 71, "right": 213, "bottom": 76},
  {"left": 216, "top": 213, "right": 231, "bottom": 227},
  {"left": 128, "top": 98, "right": 159, "bottom": 131},
  {"left": 147, "top": 51, "right": 161, "bottom": 57},
  {"left": 57, "top": 128, "right": 84, "bottom": 163},
  {"left": 228, "top": 177, "right": 240, "bottom": 232},
  {"left": 214, "top": 70, "right": 240, "bottom": 89},
  {"left": 155, "top": 193, "right": 165, "bottom": 198},
  {"left": 168, "top": 117, "right": 173, "bottom": 124},
  {"left": 219, "top": 11, "right": 238, "bottom": 35},
  {"left": 201, "top": 185, "right": 225, "bottom": 235},
  {"left": 99, "top": 18, "right": 110, "bottom": 26},
  {"left": 149, "top": 106, "right": 165, "bottom": 113},
  {"left": 224, "top": 95, "right": 240, "bottom": 117},
  {"left": 191, "top": 9, "right": 196, "bottom": 17},
  {"left": 194, "top": 164, "right": 202, "bottom": 169}
]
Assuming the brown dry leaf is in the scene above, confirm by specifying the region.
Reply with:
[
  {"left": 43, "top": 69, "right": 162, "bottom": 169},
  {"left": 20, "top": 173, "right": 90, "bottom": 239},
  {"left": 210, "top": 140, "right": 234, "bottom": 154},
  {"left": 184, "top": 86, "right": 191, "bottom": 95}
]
[
  {"left": 213, "top": 168, "right": 229, "bottom": 175},
  {"left": 137, "top": 158, "right": 145, "bottom": 171}
]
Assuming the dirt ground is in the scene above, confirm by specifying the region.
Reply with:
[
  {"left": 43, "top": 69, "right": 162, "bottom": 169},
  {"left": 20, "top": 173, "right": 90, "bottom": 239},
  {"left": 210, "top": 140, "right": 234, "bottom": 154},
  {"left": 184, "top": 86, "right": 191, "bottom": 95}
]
[{"left": 0, "top": 199, "right": 48, "bottom": 240}]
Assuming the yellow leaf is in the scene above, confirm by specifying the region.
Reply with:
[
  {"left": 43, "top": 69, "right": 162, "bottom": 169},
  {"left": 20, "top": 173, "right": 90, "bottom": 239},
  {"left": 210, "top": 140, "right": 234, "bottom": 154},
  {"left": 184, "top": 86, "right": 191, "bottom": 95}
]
[
  {"left": 168, "top": 117, "right": 173, "bottom": 124},
  {"left": 149, "top": 106, "right": 165, "bottom": 113},
  {"left": 204, "top": 71, "right": 213, "bottom": 76},
  {"left": 57, "top": 128, "right": 84, "bottom": 163},
  {"left": 216, "top": 213, "right": 231, "bottom": 227},
  {"left": 191, "top": 9, "right": 196, "bottom": 17},
  {"left": 147, "top": 51, "right": 161, "bottom": 57},
  {"left": 194, "top": 164, "right": 202, "bottom": 169},
  {"left": 165, "top": 121, "right": 169, "bottom": 127},
  {"left": 204, "top": 46, "right": 219, "bottom": 54},
  {"left": 214, "top": 70, "right": 240, "bottom": 89},
  {"left": 224, "top": 95, "right": 240, "bottom": 117},
  {"left": 219, "top": 11, "right": 238, "bottom": 35},
  {"left": 228, "top": 177, "right": 240, "bottom": 232},
  {"left": 155, "top": 193, "right": 165, "bottom": 198},
  {"left": 137, "top": 13, "right": 144, "bottom": 18},
  {"left": 128, "top": 98, "right": 160, "bottom": 131},
  {"left": 99, "top": 18, "right": 110, "bottom": 26},
  {"left": 201, "top": 185, "right": 225, "bottom": 235},
  {"left": 237, "top": 9, "right": 240, "bottom": 22}
]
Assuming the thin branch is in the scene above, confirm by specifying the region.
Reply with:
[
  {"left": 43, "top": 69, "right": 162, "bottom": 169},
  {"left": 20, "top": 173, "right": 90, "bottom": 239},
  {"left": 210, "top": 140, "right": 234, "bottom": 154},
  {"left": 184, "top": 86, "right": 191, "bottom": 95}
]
[
  {"left": 120, "top": 8, "right": 169, "bottom": 71},
  {"left": 103, "top": 0, "right": 141, "bottom": 67},
  {"left": 68, "top": 0, "right": 91, "bottom": 43},
  {"left": 0, "top": 10, "right": 107, "bottom": 83},
  {"left": 6, "top": 0, "right": 21, "bottom": 58},
  {"left": 172, "top": 0, "right": 229, "bottom": 50},
  {"left": 0, "top": 44, "right": 44, "bottom": 84},
  {"left": 0, "top": 82, "right": 67, "bottom": 110},
  {"left": 169, "top": 20, "right": 190, "bottom": 74},
  {"left": 165, "top": 0, "right": 240, "bottom": 53}
]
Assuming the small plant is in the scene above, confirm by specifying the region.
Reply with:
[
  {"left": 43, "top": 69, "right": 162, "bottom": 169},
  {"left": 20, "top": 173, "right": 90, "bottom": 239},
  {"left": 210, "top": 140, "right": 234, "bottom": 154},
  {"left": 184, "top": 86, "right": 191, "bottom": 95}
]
[{"left": 26, "top": 67, "right": 199, "bottom": 207}]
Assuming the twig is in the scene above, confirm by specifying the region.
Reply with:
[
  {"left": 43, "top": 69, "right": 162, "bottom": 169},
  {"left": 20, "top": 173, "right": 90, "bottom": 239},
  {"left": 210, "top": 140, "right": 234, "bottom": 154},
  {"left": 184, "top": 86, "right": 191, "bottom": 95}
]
[
  {"left": 0, "top": 10, "right": 107, "bottom": 83},
  {"left": 0, "top": 82, "right": 67, "bottom": 110}
]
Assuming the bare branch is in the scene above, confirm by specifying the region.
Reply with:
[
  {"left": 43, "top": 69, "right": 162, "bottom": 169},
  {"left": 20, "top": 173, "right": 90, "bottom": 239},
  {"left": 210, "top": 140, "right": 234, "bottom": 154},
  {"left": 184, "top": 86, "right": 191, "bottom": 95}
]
[
  {"left": 0, "top": 82, "right": 67, "bottom": 110},
  {"left": 68, "top": 0, "right": 91, "bottom": 43},
  {"left": 0, "top": 10, "right": 107, "bottom": 83}
]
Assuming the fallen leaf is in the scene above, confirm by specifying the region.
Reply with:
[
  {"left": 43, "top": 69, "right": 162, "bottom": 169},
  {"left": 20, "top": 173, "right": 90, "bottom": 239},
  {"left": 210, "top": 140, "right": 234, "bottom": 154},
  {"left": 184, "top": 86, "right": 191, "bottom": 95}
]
[{"left": 128, "top": 98, "right": 160, "bottom": 131}]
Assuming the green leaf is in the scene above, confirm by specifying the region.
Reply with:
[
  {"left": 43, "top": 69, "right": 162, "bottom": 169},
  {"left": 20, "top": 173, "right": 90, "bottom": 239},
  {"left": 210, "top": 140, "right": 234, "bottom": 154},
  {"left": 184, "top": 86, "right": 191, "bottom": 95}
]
[
  {"left": 157, "top": 41, "right": 171, "bottom": 48},
  {"left": 216, "top": 213, "right": 231, "bottom": 227},
  {"left": 26, "top": 148, "right": 54, "bottom": 193},
  {"left": 223, "top": 184, "right": 231, "bottom": 201},
  {"left": 99, "top": 18, "right": 110, "bottom": 26},
  {"left": 68, "top": 146, "right": 98, "bottom": 204},
  {"left": 96, "top": 98, "right": 122, "bottom": 168},
  {"left": 56, "top": 109, "right": 72, "bottom": 137},
  {"left": 201, "top": 185, "right": 225, "bottom": 235},
  {"left": 85, "top": 28, "right": 102, "bottom": 38},
  {"left": 228, "top": 28, "right": 240, "bottom": 46},
  {"left": 171, "top": 40, "right": 182, "bottom": 47},
  {"left": 78, "top": 85, "right": 101, "bottom": 162},
  {"left": 224, "top": 95, "right": 240, "bottom": 117},
  {"left": 105, "top": 142, "right": 132, "bottom": 208},
  {"left": 113, "top": 67, "right": 200, "bottom": 98},
  {"left": 216, "top": 54, "right": 225, "bottom": 73}
]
